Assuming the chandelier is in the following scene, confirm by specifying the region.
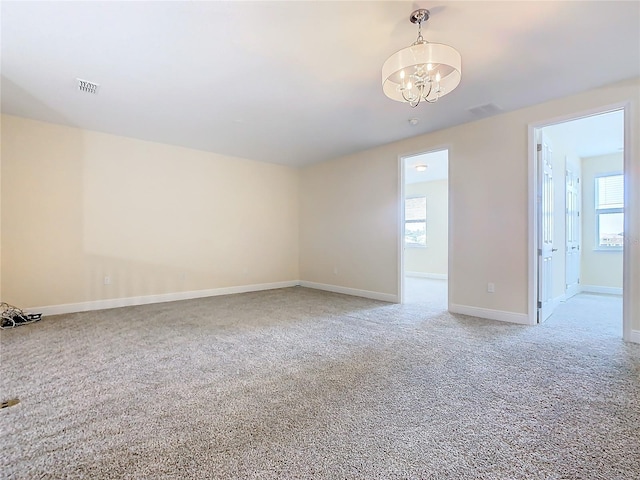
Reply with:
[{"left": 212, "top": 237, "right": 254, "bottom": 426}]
[{"left": 382, "top": 9, "right": 461, "bottom": 107}]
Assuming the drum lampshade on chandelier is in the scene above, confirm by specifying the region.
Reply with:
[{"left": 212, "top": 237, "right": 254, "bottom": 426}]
[{"left": 382, "top": 9, "right": 461, "bottom": 107}]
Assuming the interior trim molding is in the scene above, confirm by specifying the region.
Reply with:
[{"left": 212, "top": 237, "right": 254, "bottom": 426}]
[
  {"left": 299, "top": 281, "right": 398, "bottom": 303},
  {"left": 580, "top": 285, "right": 623, "bottom": 295},
  {"left": 629, "top": 330, "right": 640, "bottom": 344},
  {"left": 405, "top": 272, "right": 448, "bottom": 280},
  {"left": 27, "top": 281, "right": 300, "bottom": 316},
  {"left": 528, "top": 101, "right": 632, "bottom": 335},
  {"left": 449, "top": 303, "right": 531, "bottom": 325},
  {"left": 552, "top": 294, "right": 567, "bottom": 310}
]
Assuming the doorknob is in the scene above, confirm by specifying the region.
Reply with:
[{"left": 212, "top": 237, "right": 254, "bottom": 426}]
[{"left": 552, "top": 248, "right": 558, "bottom": 252}]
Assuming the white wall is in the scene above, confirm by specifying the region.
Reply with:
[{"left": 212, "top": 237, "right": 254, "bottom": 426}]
[
  {"left": 404, "top": 180, "right": 448, "bottom": 276},
  {"left": 580, "top": 153, "right": 624, "bottom": 289},
  {"left": 299, "top": 78, "right": 640, "bottom": 331},
  {"left": 298, "top": 152, "right": 398, "bottom": 296},
  {"left": 1, "top": 115, "right": 299, "bottom": 309},
  {"left": 0, "top": 113, "right": 3, "bottom": 301},
  {"left": 3, "top": 79, "right": 639, "bottom": 335}
]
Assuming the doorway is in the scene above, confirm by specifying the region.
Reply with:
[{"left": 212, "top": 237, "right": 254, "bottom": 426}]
[
  {"left": 531, "top": 108, "right": 626, "bottom": 336},
  {"left": 400, "top": 149, "right": 449, "bottom": 310}
]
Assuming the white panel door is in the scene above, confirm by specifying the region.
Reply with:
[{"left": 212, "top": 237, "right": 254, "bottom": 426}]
[
  {"left": 537, "top": 134, "right": 554, "bottom": 323},
  {"left": 565, "top": 158, "right": 581, "bottom": 299}
]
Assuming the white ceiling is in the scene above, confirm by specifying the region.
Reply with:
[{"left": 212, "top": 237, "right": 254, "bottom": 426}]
[
  {"left": 405, "top": 150, "right": 448, "bottom": 184},
  {"left": 2, "top": 1, "right": 639, "bottom": 167},
  {"left": 543, "top": 109, "right": 624, "bottom": 159}
]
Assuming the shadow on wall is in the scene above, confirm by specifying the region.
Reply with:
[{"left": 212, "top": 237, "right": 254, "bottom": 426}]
[
  {"left": 2, "top": 78, "right": 86, "bottom": 308},
  {"left": 2, "top": 90, "right": 299, "bottom": 309}
]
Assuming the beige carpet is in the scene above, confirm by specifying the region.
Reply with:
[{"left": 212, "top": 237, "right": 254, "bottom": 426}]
[{"left": 1, "top": 288, "right": 638, "bottom": 479}]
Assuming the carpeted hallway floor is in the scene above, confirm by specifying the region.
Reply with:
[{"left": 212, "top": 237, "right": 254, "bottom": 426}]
[{"left": 1, "top": 288, "right": 638, "bottom": 479}]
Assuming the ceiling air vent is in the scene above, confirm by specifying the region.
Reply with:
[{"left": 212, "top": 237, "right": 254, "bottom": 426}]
[
  {"left": 76, "top": 78, "right": 100, "bottom": 94},
  {"left": 468, "top": 103, "right": 502, "bottom": 117}
]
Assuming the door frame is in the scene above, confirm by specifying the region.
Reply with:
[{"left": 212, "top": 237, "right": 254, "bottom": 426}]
[
  {"left": 398, "top": 145, "right": 452, "bottom": 307},
  {"left": 527, "top": 101, "right": 631, "bottom": 340}
]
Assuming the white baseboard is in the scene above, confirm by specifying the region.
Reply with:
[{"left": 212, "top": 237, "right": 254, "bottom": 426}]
[
  {"left": 23, "top": 280, "right": 633, "bottom": 339},
  {"left": 405, "top": 272, "right": 448, "bottom": 280},
  {"left": 27, "top": 281, "right": 300, "bottom": 316},
  {"left": 552, "top": 294, "right": 567, "bottom": 309},
  {"left": 580, "top": 285, "right": 623, "bottom": 295},
  {"left": 449, "top": 303, "right": 531, "bottom": 325},
  {"left": 298, "top": 281, "right": 398, "bottom": 303}
]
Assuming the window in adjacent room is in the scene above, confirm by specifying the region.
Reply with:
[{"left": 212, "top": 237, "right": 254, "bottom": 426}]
[
  {"left": 595, "top": 173, "right": 624, "bottom": 249},
  {"left": 405, "top": 196, "right": 427, "bottom": 247}
]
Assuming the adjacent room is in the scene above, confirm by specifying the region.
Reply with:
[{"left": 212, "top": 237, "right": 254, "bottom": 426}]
[
  {"left": 536, "top": 110, "right": 625, "bottom": 335},
  {"left": 2, "top": 2, "right": 639, "bottom": 478},
  {"left": 402, "top": 149, "right": 449, "bottom": 310}
]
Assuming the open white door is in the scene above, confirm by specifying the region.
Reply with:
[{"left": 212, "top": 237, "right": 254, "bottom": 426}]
[
  {"left": 565, "top": 158, "right": 581, "bottom": 299},
  {"left": 537, "top": 133, "right": 555, "bottom": 322},
  {"left": 530, "top": 107, "right": 628, "bottom": 338}
]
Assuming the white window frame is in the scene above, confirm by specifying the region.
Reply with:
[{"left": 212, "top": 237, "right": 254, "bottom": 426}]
[
  {"left": 405, "top": 196, "right": 427, "bottom": 248},
  {"left": 594, "top": 172, "right": 624, "bottom": 251}
]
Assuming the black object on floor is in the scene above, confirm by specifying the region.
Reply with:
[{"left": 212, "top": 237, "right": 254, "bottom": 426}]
[{"left": 1, "top": 302, "right": 43, "bottom": 329}]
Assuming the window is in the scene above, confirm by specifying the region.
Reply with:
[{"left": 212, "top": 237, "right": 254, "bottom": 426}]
[
  {"left": 595, "top": 174, "right": 624, "bottom": 248},
  {"left": 405, "top": 196, "right": 426, "bottom": 247}
]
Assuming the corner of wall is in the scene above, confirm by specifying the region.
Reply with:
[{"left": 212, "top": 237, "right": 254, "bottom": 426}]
[{"left": 0, "top": 113, "right": 3, "bottom": 302}]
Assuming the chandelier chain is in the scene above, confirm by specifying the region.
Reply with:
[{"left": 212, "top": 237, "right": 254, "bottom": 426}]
[{"left": 413, "top": 13, "right": 426, "bottom": 45}]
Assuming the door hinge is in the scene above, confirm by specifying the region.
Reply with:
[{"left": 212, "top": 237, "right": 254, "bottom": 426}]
[
  {"left": 538, "top": 249, "right": 542, "bottom": 256},
  {"left": 537, "top": 143, "right": 542, "bottom": 152},
  {"left": 537, "top": 301, "right": 542, "bottom": 308}
]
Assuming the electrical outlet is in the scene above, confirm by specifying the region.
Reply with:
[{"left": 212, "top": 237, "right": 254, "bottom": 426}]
[
  {"left": 104, "top": 276, "right": 111, "bottom": 285},
  {"left": 487, "top": 282, "right": 495, "bottom": 293}
]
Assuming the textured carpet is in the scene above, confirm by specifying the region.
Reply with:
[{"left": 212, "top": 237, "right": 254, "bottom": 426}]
[
  {"left": 403, "top": 277, "right": 447, "bottom": 309},
  {"left": 1, "top": 288, "right": 638, "bottom": 479}
]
